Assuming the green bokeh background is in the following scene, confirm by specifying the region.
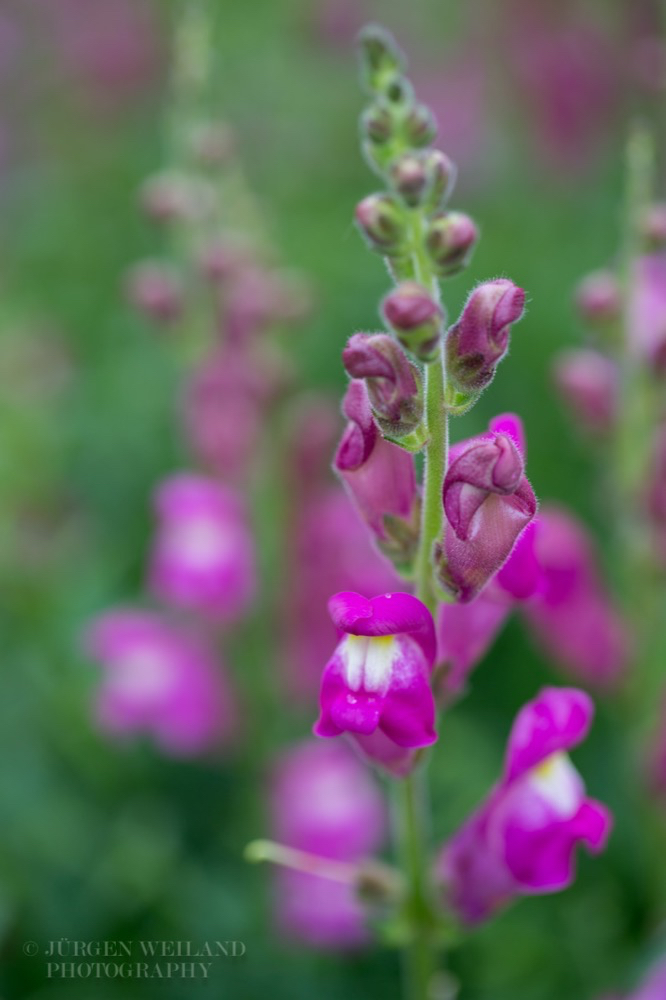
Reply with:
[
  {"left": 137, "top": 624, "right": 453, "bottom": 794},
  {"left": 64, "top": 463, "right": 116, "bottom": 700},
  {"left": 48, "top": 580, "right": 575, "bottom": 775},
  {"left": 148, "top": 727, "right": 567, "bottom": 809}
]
[{"left": 0, "top": 1, "right": 663, "bottom": 998}]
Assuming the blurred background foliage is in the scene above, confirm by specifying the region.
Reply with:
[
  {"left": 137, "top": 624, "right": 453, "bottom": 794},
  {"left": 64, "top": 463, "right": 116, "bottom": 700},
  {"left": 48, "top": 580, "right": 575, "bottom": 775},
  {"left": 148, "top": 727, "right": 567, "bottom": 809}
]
[{"left": 0, "top": 0, "right": 664, "bottom": 998}]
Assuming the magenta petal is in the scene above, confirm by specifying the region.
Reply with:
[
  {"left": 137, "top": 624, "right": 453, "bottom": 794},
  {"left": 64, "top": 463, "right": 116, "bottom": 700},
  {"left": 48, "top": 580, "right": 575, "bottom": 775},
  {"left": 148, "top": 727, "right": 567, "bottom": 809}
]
[
  {"left": 489, "top": 412, "right": 527, "bottom": 457},
  {"left": 504, "top": 686, "right": 594, "bottom": 782},
  {"left": 328, "top": 591, "right": 437, "bottom": 666},
  {"left": 380, "top": 672, "right": 437, "bottom": 748},
  {"left": 496, "top": 521, "right": 541, "bottom": 600}
]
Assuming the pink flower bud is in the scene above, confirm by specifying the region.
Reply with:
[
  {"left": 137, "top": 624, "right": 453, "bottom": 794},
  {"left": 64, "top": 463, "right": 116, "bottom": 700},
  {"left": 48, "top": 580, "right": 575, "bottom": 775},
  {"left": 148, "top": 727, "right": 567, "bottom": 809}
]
[
  {"left": 147, "top": 474, "right": 256, "bottom": 623},
  {"left": 553, "top": 349, "right": 618, "bottom": 433},
  {"left": 575, "top": 270, "right": 621, "bottom": 325},
  {"left": 446, "top": 279, "right": 526, "bottom": 393},
  {"left": 342, "top": 333, "right": 423, "bottom": 442},
  {"left": 381, "top": 282, "right": 443, "bottom": 361},
  {"left": 437, "top": 687, "right": 611, "bottom": 924},
  {"left": 83, "top": 610, "right": 236, "bottom": 756},
  {"left": 642, "top": 202, "right": 666, "bottom": 248},
  {"left": 629, "top": 254, "right": 666, "bottom": 373},
  {"left": 139, "top": 172, "right": 214, "bottom": 225},
  {"left": 125, "top": 260, "right": 183, "bottom": 325},
  {"left": 187, "top": 121, "right": 235, "bottom": 167},
  {"left": 436, "top": 414, "right": 537, "bottom": 603},
  {"left": 402, "top": 103, "right": 437, "bottom": 147},
  {"left": 334, "top": 380, "right": 418, "bottom": 555},
  {"left": 355, "top": 193, "right": 407, "bottom": 255},
  {"left": 314, "top": 592, "right": 438, "bottom": 776},
  {"left": 361, "top": 103, "right": 394, "bottom": 144},
  {"left": 424, "top": 211, "right": 478, "bottom": 277},
  {"left": 422, "top": 148, "right": 457, "bottom": 210}
]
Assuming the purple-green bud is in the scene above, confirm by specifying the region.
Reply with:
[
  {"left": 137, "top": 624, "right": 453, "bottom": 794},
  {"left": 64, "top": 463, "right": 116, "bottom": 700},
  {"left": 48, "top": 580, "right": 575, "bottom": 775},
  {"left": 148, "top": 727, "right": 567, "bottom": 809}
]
[
  {"left": 357, "top": 25, "right": 406, "bottom": 95},
  {"left": 389, "top": 153, "right": 429, "bottom": 207},
  {"left": 446, "top": 279, "right": 526, "bottom": 392},
  {"left": 343, "top": 333, "right": 425, "bottom": 446},
  {"left": 361, "top": 103, "right": 394, "bottom": 145},
  {"left": 424, "top": 212, "right": 478, "bottom": 277},
  {"left": 422, "top": 149, "right": 457, "bottom": 210},
  {"left": 382, "top": 282, "right": 444, "bottom": 362},
  {"left": 402, "top": 103, "right": 437, "bottom": 147},
  {"left": 355, "top": 193, "right": 408, "bottom": 255}
]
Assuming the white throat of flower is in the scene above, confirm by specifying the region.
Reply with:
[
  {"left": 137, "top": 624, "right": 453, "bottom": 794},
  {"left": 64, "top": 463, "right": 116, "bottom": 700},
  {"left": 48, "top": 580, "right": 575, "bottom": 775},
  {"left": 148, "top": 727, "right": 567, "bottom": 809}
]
[
  {"left": 528, "top": 752, "right": 583, "bottom": 819},
  {"left": 340, "top": 634, "right": 396, "bottom": 694}
]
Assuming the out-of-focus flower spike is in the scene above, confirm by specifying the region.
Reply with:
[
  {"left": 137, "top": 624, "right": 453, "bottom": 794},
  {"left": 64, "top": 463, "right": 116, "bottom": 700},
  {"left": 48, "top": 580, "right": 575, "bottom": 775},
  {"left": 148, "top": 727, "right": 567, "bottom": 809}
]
[{"left": 125, "top": 260, "right": 184, "bottom": 325}]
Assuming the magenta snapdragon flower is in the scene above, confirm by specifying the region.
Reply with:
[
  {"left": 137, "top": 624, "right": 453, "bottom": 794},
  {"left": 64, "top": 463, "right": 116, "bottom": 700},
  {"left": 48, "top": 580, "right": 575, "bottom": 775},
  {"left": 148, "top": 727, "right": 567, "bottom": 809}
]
[
  {"left": 84, "top": 609, "right": 235, "bottom": 755},
  {"left": 437, "top": 413, "right": 537, "bottom": 603},
  {"left": 270, "top": 739, "right": 386, "bottom": 948},
  {"left": 314, "top": 591, "right": 437, "bottom": 776},
  {"left": 437, "top": 582, "right": 513, "bottom": 699},
  {"left": 147, "top": 473, "right": 256, "bottom": 623},
  {"left": 438, "top": 686, "right": 611, "bottom": 924}
]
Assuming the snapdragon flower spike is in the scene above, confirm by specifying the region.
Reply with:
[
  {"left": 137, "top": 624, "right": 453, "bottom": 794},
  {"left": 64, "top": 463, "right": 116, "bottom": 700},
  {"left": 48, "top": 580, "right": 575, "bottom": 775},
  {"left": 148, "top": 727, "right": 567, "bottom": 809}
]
[
  {"left": 521, "top": 506, "right": 628, "bottom": 688},
  {"left": 446, "top": 279, "right": 526, "bottom": 394},
  {"left": 84, "top": 610, "right": 235, "bottom": 755},
  {"left": 381, "top": 282, "right": 443, "bottom": 362},
  {"left": 147, "top": 474, "right": 256, "bottom": 623},
  {"left": 437, "top": 686, "right": 612, "bottom": 924},
  {"left": 314, "top": 592, "right": 437, "bottom": 777},
  {"left": 342, "top": 333, "right": 425, "bottom": 446},
  {"left": 334, "top": 380, "right": 419, "bottom": 570},
  {"left": 436, "top": 413, "right": 537, "bottom": 603},
  {"left": 553, "top": 348, "right": 618, "bottom": 433}
]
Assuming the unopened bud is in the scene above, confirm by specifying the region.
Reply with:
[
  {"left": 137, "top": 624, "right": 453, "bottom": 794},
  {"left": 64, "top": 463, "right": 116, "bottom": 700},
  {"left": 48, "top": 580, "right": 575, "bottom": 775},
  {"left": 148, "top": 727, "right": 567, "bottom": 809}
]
[
  {"left": 422, "top": 149, "right": 457, "bottom": 210},
  {"left": 355, "top": 193, "right": 408, "bottom": 255},
  {"left": 382, "top": 282, "right": 443, "bottom": 362},
  {"left": 343, "top": 333, "right": 425, "bottom": 446},
  {"left": 642, "top": 203, "right": 666, "bottom": 249},
  {"left": 446, "top": 279, "right": 526, "bottom": 392},
  {"left": 187, "top": 122, "right": 235, "bottom": 167},
  {"left": 575, "top": 270, "right": 621, "bottom": 325},
  {"left": 357, "top": 24, "right": 406, "bottom": 94},
  {"left": 389, "top": 153, "right": 429, "bottom": 206},
  {"left": 125, "top": 261, "right": 183, "bottom": 325},
  {"left": 402, "top": 103, "right": 437, "bottom": 147},
  {"left": 553, "top": 349, "right": 618, "bottom": 433},
  {"left": 424, "top": 212, "right": 478, "bottom": 277},
  {"left": 361, "top": 102, "right": 394, "bottom": 145}
]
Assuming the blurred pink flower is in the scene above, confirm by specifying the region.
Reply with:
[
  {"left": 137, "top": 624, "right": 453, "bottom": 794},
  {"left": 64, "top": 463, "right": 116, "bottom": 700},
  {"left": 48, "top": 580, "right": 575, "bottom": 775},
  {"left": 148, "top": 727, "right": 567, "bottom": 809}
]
[
  {"left": 84, "top": 609, "right": 235, "bottom": 755},
  {"left": 147, "top": 473, "right": 256, "bottom": 623},
  {"left": 629, "top": 254, "right": 666, "bottom": 373},
  {"left": 270, "top": 739, "right": 386, "bottom": 948},
  {"left": 521, "top": 507, "right": 629, "bottom": 688}
]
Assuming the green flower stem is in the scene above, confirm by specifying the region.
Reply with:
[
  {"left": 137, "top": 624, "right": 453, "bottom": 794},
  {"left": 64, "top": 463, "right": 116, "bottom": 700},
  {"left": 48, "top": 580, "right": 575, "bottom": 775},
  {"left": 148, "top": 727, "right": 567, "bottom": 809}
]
[
  {"left": 392, "top": 212, "right": 450, "bottom": 1000},
  {"left": 393, "top": 768, "right": 439, "bottom": 1000}
]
